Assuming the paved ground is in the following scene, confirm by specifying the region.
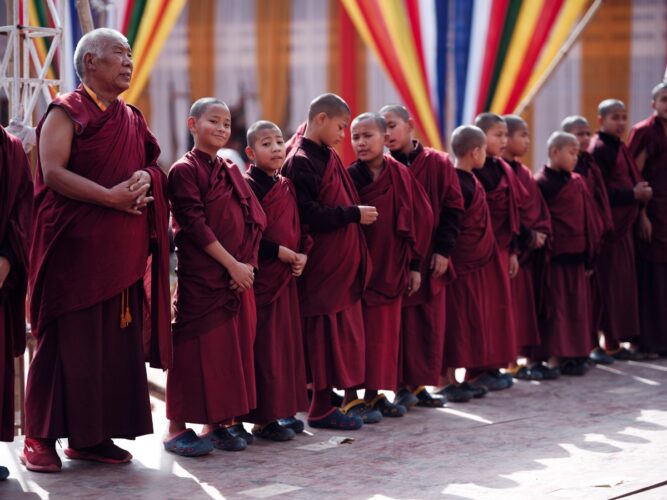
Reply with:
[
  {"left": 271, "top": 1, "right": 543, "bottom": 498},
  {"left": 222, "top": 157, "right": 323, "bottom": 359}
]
[{"left": 2, "top": 359, "right": 667, "bottom": 499}]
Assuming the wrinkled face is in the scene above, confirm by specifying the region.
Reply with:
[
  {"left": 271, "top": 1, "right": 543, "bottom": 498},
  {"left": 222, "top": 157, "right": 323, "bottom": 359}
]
[
  {"left": 569, "top": 123, "right": 592, "bottom": 152},
  {"left": 506, "top": 126, "right": 530, "bottom": 157},
  {"left": 485, "top": 122, "right": 508, "bottom": 156},
  {"left": 381, "top": 111, "right": 413, "bottom": 152},
  {"left": 86, "top": 34, "right": 133, "bottom": 94},
  {"left": 189, "top": 104, "right": 231, "bottom": 151},
  {"left": 551, "top": 143, "right": 579, "bottom": 172},
  {"left": 320, "top": 113, "right": 349, "bottom": 148},
  {"left": 351, "top": 119, "right": 386, "bottom": 164},
  {"left": 653, "top": 90, "right": 667, "bottom": 122},
  {"left": 471, "top": 142, "right": 488, "bottom": 169},
  {"left": 249, "top": 128, "right": 285, "bottom": 172},
  {"left": 599, "top": 107, "right": 627, "bottom": 137}
]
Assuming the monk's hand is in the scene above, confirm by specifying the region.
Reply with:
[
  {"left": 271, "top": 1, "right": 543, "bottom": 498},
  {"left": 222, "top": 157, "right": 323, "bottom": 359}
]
[
  {"left": 291, "top": 253, "right": 308, "bottom": 277},
  {"left": 128, "top": 170, "right": 152, "bottom": 193},
  {"left": 278, "top": 245, "right": 298, "bottom": 265},
  {"left": 358, "top": 205, "right": 379, "bottom": 225},
  {"left": 107, "top": 179, "right": 151, "bottom": 215},
  {"left": 0, "top": 256, "right": 10, "bottom": 289},
  {"left": 508, "top": 253, "right": 520, "bottom": 279},
  {"left": 228, "top": 261, "right": 254, "bottom": 291},
  {"left": 430, "top": 253, "right": 449, "bottom": 279},
  {"left": 532, "top": 231, "right": 547, "bottom": 249},
  {"left": 407, "top": 270, "right": 421, "bottom": 296},
  {"left": 633, "top": 181, "right": 653, "bottom": 202},
  {"left": 637, "top": 211, "right": 652, "bottom": 242}
]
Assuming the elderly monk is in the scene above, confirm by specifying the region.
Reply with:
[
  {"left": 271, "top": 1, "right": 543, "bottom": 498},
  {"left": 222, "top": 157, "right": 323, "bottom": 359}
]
[{"left": 21, "top": 28, "right": 171, "bottom": 473}]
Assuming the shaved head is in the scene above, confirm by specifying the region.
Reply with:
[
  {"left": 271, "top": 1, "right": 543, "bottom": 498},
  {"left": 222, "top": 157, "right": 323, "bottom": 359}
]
[
  {"left": 503, "top": 115, "right": 527, "bottom": 136},
  {"left": 652, "top": 81, "right": 667, "bottom": 101},
  {"left": 598, "top": 99, "right": 625, "bottom": 118},
  {"left": 451, "top": 125, "right": 486, "bottom": 158},
  {"left": 308, "top": 93, "right": 350, "bottom": 121},
  {"left": 189, "top": 97, "right": 229, "bottom": 119},
  {"left": 246, "top": 120, "right": 282, "bottom": 148},
  {"left": 379, "top": 104, "right": 410, "bottom": 122},
  {"left": 561, "top": 115, "right": 589, "bottom": 132},
  {"left": 74, "top": 28, "right": 128, "bottom": 80},
  {"left": 475, "top": 112, "right": 505, "bottom": 133},
  {"left": 547, "top": 131, "right": 578, "bottom": 151},
  {"left": 351, "top": 112, "right": 387, "bottom": 133}
]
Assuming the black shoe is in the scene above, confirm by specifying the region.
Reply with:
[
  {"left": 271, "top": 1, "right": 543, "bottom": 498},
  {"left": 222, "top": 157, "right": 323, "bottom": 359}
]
[
  {"left": 278, "top": 416, "right": 304, "bottom": 434},
  {"left": 610, "top": 347, "right": 648, "bottom": 361},
  {"left": 227, "top": 423, "right": 255, "bottom": 445},
  {"left": 414, "top": 387, "right": 446, "bottom": 407},
  {"left": 459, "top": 381, "right": 488, "bottom": 398},
  {"left": 436, "top": 384, "right": 473, "bottom": 403},
  {"left": 0, "top": 465, "right": 9, "bottom": 481},
  {"left": 559, "top": 358, "right": 586, "bottom": 376},
  {"left": 470, "top": 372, "right": 510, "bottom": 391},
  {"left": 589, "top": 348, "right": 615, "bottom": 365},
  {"left": 529, "top": 363, "right": 560, "bottom": 380},
  {"left": 252, "top": 422, "right": 296, "bottom": 442},
  {"left": 203, "top": 427, "right": 247, "bottom": 451},
  {"left": 393, "top": 388, "right": 419, "bottom": 408},
  {"left": 511, "top": 366, "right": 544, "bottom": 381}
]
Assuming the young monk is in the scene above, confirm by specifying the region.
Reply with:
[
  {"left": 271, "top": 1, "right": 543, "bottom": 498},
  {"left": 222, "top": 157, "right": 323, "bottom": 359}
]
[
  {"left": 534, "top": 132, "right": 604, "bottom": 374},
  {"left": 442, "top": 125, "right": 516, "bottom": 397},
  {"left": 241, "top": 120, "right": 309, "bottom": 440},
  {"left": 282, "top": 93, "right": 376, "bottom": 430},
  {"left": 628, "top": 82, "right": 667, "bottom": 356},
  {"left": 561, "top": 116, "right": 615, "bottom": 365},
  {"left": 501, "top": 115, "right": 552, "bottom": 380},
  {"left": 165, "top": 98, "right": 266, "bottom": 455},
  {"left": 589, "top": 99, "right": 652, "bottom": 359},
  {"left": 346, "top": 113, "right": 433, "bottom": 420},
  {"left": 379, "top": 104, "right": 464, "bottom": 407},
  {"left": 0, "top": 127, "right": 33, "bottom": 480},
  {"left": 469, "top": 113, "right": 527, "bottom": 389}
]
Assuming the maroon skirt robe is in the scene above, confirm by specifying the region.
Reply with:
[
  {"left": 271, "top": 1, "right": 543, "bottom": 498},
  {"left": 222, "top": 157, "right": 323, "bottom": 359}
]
[
  {"left": 509, "top": 160, "right": 552, "bottom": 351},
  {"left": 283, "top": 140, "right": 371, "bottom": 391},
  {"left": 628, "top": 115, "right": 667, "bottom": 351},
  {"left": 444, "top": 172, "right": 515, "bottom": 370},
  {"left": 535, "top": 168, "right": 604, "bottom": 358},
  {"left": 25, "top": 87, "right": 171, "bottom": 448},
  {"left": 167, "top": 150, "right": 266, "bottom": 424},
  {"left": 242, "top": 173, "right": 309, "bottom": 423},
  {"left": 400, "top": 148, "right": 464, "bottom": 386},
  {"left": 349, "top": 156, "right": 433, "bottom": 390},
  {"left": 0, "top": 128, "right": 33, "bottom": 442},
  {"left": 589, "top": 134, "right": 642, "bottom": 345}
]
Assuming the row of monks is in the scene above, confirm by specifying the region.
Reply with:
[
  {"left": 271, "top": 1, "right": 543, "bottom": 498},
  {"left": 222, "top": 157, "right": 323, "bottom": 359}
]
[{"left": 1, "top": 28, "right": 666, "bottom": 475}]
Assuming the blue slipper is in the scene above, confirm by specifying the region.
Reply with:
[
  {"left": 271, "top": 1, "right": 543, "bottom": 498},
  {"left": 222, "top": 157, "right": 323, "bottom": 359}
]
[
  {"left": 341, "top": 399, "right": 383, "bottom": 424},
  {"left": 278, "top": 416, "right": 305, "bottom": 434},
  {"left": 163, "top": 429, "right": 213, "bottom": 457},
  {"left": 308, "top": 408, "right": 363, "bottom": 430},
  {"left": 201, "top": 427, "right": 247, "bottom": 451},
  {"left": 0, "top": 465, "right": 9, "bottom": 481}
]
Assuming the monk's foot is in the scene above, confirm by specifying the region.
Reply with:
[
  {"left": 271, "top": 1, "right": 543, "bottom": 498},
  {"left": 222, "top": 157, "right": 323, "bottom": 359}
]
[
  {"left": 469, "top": 371, "right": 511, "bottom": 391},
  {"left": 393, "top": 388, "right": 419, "bottom": 409},
  {"left": 341, "top": 399, "right": 383, "bottom": 424},
  {"left": 558, "top": 357, "right": 590, "bottom": 376},
  {"left": 252, "top": 421, "right": 296, "bottom": 441},
  {"left": 307, "top": 408, "right": 363, "bottom": 430},
  {"left": 20, "top": 437, "right": 62, "bottom": 473},
  {"left": 277, "top": 416, "right": 305, "bottom": 434},
  {"left": 163, "top": 429, "right": 213, "bottom": 457},
  {"left": 200, "top": 427, "right": 246, "bottom": 452},
  {"left": 227, "top": 423, "right": 255, "bottom": 445},
  {"left": 607, "top": 347, "right": 648, "bottom": 362},
  {"left": 64, "top": 438, "right": 132, "bottom": 464},
  {"left": 435, "top": 384, "right": 474, "bottom": 403},
  {"left": 412, "top": 386, "right": 446, "bottom": 408},
  {"left": 528, "top": 362, "right": 561, "bottom": 380},
  {"left": 589, "top": 347, "right": 615, "bottom": 365},
  {"left": 368, "top": 394, "right": 407, "bottom": 417}
]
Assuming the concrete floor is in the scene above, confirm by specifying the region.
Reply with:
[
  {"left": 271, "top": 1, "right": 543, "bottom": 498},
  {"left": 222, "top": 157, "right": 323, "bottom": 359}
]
[{"left": 2, "top": 359, "right": 667, "bottom": 499}]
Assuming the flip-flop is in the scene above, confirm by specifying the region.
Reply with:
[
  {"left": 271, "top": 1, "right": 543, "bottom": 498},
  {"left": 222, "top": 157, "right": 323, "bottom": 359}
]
[
  {"left": 307, "top": 408, "right": 363, "bottom": 430},
  {"left": 163, "top": 429, "right": 213, "bottom": 457}
]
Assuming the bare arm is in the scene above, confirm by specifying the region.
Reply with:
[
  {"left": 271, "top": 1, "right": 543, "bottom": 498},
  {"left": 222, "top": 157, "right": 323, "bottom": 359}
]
[{"left": 39, "top": 107, "right": 151, "bottom": 214}]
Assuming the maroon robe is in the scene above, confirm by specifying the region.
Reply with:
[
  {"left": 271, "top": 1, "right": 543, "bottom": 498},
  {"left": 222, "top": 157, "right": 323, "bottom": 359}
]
[
  {"left": 0, "top": 128, "right": 33, "bottom": 442},
  {"left": 444, "top": 171, "right": 515, "bottom": 369},
  {"left": 242, "top": 170, "right": 309, "bottom": 423},
  {"left": 589, "top": 133, "right": 641, "bottom": 344},
  {"left": 166, "top": 150, "right": 266, "bottom": 423},
  {"left": 25, "top": 87, "right": 171, "bottom": 448},
  {"left": 508, "top": 160, "right": 551, "bottom": 350},
  {"left": 628, "top": 115, "right": 667, "bottom": 351},
  {"left": 348, "top": 155, "right": 433, "bottom": 390},
  {"left": 282, "top": 137, "right": 371, "bottom": 391},
  {"left": 400, "top": 147, "right": 464, "bottom": 386},
  {"left": 535, "top": 167, "right": 604, "bottom": 358},
  {"left": 575, "top": 152, "right": 613, "bottom": 344}
]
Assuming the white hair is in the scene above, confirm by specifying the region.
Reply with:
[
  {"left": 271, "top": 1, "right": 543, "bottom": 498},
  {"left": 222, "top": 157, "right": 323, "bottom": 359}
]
[{"left": 73, "top": 28, "right": 128, "bottom": 80}]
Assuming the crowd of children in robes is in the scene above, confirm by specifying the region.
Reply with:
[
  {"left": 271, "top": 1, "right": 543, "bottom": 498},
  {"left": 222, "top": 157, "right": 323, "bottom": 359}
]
[{"left": 2, "top": 82, "right": 667, "bottom": 473}]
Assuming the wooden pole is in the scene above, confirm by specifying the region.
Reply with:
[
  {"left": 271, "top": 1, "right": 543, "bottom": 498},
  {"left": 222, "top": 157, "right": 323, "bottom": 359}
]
[
  {"left": 75, "top": 0, "right": 95, "bottom": 34},
  {"left": 514, "top": 0, "right": 604, "bottom": 115}
]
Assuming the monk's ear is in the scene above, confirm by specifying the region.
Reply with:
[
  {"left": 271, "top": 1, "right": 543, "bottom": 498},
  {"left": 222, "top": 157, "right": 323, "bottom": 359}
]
[
  {"left": 407, "top": 118, "right": 415, "bottom": 133},
  {"left": 245, "top": 145, "right": 256, "bottom": 161},
  {"left": 313, "top": 112, "right": 328, "bottom": 126},
  {"left": 187, "top": 116, "right": 197, "bottom": 134},
  {"left": 597, "top": 115, "right": 603, "bottom": 127},
  {"left": 83, "top": 52, "right": 96, "bottom": 74}
]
